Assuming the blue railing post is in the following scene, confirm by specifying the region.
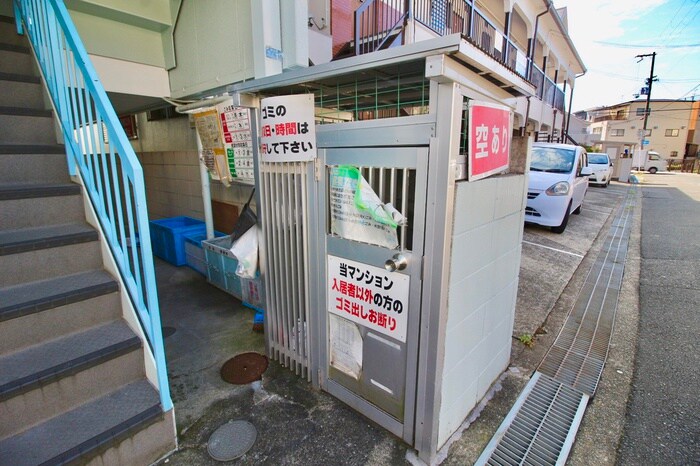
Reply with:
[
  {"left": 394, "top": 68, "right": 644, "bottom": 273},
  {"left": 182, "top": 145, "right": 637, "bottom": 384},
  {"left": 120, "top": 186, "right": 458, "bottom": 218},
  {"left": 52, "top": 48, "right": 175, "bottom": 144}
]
[{"left": 13, "top": 0, "right": 172, "bottom": 413}]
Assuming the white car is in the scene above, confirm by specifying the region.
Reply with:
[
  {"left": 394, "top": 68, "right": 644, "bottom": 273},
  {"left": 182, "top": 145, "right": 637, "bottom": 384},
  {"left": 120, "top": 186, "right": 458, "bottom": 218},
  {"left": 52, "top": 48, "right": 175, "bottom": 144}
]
[
  {"left": 587, "top": 153, "right": 613, "bottom": 187},
  {"left": 525, "top": 143, "right": 592, "bottom": 234}
]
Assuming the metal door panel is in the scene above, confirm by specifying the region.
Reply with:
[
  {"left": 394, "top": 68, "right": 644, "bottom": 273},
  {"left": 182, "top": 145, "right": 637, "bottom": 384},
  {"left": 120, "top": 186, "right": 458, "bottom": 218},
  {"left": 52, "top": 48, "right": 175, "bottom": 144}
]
[{"left": 318, "top": 145, "right": 428, "bottom": 444}]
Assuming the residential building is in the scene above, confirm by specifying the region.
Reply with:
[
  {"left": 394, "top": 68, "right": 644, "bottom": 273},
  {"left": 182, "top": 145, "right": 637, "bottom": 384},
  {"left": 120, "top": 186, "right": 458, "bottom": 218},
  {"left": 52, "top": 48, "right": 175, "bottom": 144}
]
[{"left": 576, "top": 99, "right": 700, "bottom": 160}]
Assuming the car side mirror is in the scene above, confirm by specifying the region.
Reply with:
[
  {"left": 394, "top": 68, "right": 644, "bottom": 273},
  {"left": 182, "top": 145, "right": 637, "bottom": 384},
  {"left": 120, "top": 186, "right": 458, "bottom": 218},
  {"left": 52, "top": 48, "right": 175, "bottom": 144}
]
[{"left": 580, "top": 166, "right": 593, "bottom": 177}]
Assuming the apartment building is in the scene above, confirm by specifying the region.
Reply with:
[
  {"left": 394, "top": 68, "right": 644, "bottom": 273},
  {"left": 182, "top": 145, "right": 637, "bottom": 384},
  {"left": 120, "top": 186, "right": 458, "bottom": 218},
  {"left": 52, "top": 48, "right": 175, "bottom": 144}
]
[{"left": 577, "top": 99, "right": 700, "bottom": 160}]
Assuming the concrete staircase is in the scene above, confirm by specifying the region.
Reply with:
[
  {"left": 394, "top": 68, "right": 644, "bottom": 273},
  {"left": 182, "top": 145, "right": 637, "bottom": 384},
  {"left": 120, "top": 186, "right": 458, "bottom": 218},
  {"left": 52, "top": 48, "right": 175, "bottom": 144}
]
[{"left": 0, "top": 15, "right": 176, "bottom": 465}]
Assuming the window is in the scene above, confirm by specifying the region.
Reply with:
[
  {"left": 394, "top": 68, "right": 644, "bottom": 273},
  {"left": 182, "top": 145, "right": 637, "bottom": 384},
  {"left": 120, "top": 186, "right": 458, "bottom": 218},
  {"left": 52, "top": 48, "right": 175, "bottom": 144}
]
[
  {"left": 636, "top": 108, "right": 650, "bottom": 116},
  {"left": 610, "top": 129, "right": 625, "bottom": 137},
  {"left": 592, "top": 127, "right": 602, "bottom": 134},
  {"left": 665, "top": 129, "right": 679, "bottom": 137},
  {"left": 670, "top": 151, "right": 678, "bottom": 157}
]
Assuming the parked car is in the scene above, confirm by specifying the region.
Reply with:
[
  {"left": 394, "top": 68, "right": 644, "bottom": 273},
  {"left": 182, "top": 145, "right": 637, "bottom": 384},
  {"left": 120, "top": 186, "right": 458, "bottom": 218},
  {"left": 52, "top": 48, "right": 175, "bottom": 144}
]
[
  {"left": 525, "top": 143, "right": 592, "bottom": 234},
  {"left": 634, "top": 150, "right": 668, "bottom": 174},
  {"left": 587, "top": 152, "right": 613, "bottom": 187}
]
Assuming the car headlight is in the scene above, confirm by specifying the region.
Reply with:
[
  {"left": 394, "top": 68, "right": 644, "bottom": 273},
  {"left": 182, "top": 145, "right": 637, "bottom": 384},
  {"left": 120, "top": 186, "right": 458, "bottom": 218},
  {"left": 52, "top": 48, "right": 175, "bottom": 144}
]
[{"left": 546, "top": 181, "right": 570, "bottom": 196}]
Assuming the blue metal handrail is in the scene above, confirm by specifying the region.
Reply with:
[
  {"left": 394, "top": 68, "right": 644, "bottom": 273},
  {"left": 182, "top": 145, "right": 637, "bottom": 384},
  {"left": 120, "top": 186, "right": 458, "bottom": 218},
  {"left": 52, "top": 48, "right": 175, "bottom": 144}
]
[{"left": 13, "top": 0, "right": 172, "bottom": 411}]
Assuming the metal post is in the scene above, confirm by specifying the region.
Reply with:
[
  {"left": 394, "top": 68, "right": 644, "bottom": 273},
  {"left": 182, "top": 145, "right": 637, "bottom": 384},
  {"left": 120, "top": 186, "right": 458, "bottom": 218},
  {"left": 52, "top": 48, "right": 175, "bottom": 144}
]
[{"left": 195, "top": 132, "right": 215, "bottom": 240}]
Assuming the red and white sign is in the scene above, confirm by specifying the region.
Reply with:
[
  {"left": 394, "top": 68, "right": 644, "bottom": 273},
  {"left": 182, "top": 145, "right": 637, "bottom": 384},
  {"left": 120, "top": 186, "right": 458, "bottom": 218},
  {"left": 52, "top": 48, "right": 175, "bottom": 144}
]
[
  {"left": 327, "top": 255, "right": 409, "bottom": 343},
  {"left": 468, "top": 101, "right": 512, "bottom": 181}
]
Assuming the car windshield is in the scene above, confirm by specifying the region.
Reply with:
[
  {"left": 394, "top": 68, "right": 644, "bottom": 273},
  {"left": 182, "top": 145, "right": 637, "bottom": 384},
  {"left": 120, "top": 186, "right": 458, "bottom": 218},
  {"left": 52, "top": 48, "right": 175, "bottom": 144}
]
[
  {"left": 589, "top": 154, "right": 609, "bottom": 164},
  {"left": 530, "top": 147, "right": 575, "bottom": 173}
]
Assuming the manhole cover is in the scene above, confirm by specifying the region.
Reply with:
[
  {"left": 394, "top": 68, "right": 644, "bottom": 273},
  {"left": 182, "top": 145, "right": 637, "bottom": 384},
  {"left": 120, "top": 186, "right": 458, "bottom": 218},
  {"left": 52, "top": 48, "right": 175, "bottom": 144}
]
[
  {"left": 207, "top": 420, "right": 257, "bottom": 461},
  {"left": 161, "top": 326, "right": 177, "bottom": 338},
  {"left": 221, "top": 352, "right": 268, "bottom": 384}
]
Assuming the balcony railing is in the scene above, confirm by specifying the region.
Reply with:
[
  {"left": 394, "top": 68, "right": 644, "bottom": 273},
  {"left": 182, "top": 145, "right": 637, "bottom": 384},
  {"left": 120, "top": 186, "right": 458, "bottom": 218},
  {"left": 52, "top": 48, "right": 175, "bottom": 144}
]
[{"left": 412, "top": 0, "right": 565, "bottom": 111}]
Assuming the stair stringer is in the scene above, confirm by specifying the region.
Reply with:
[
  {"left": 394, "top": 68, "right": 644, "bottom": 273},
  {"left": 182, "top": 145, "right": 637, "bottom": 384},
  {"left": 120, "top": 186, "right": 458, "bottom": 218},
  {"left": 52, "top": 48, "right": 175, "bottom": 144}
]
[{"left": 72, "top": 170, "right": 178, "bottom": 451}]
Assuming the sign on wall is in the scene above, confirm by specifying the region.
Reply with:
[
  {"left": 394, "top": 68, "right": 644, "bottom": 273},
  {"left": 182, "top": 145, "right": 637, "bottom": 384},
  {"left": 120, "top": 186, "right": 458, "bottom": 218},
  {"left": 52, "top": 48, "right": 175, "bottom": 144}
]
[
  {"left": 217, "top": 103, "right": 255, "bottom": 182},
  {"left": 260, "top": 94, "right": 317, "bottom": 162},
  {"left": 468, "top": 101, "right": 512, "bottom": 181},
  {"left": 327, "top": 255, "right": 409, "bottom": 343}
]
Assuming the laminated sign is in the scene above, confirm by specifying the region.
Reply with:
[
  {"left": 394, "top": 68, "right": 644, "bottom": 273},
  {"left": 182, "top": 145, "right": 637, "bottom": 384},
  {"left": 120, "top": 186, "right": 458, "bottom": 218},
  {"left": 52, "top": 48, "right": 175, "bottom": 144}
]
[
  {"left": 217, "top": 102, "right": 255, "bottom": 182},
  {"left": 329, "top": 166, "right": 406, "bottom": 249},
  {"left": 193, "top": 108, "right": 231, "bottom": 185},
  {"left": 260, "top": 94, "right": 317, "bottom": 162},
  {"left": 328, "top": 255, "right": 409, "bottom": 343}
]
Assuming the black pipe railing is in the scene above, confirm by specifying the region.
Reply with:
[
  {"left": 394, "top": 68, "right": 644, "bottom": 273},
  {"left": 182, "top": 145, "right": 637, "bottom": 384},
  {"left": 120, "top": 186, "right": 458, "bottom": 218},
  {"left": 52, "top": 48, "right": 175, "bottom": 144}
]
[{"left": 355, "top": 0, "right": 409, "bottom": 55}]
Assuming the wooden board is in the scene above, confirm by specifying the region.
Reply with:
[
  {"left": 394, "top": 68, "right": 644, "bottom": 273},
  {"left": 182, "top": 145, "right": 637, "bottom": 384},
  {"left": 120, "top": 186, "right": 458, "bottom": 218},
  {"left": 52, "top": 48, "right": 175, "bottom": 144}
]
[{"left": 212, "top": 200, "right": 240, "bottom": 234}]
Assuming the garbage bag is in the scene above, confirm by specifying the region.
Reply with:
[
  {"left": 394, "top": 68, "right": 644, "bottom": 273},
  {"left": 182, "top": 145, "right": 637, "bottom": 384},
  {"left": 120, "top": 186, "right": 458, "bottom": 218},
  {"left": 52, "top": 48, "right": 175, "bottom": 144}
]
[{"left": 230, "top": 227, "right": 258, "bottom": 279}]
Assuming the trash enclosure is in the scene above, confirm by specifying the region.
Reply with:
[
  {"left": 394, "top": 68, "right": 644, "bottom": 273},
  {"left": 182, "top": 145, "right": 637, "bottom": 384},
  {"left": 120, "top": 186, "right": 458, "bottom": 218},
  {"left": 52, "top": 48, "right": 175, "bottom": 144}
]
[{"left": 231, "top": 38, "right": 531, "bottom": 463}]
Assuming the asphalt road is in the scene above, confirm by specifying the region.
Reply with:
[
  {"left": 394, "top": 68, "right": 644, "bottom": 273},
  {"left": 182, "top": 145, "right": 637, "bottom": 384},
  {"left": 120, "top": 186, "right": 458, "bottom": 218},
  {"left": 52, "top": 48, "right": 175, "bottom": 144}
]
[{"left": 617, "top": 173, "right": 700, "bottom": 465}]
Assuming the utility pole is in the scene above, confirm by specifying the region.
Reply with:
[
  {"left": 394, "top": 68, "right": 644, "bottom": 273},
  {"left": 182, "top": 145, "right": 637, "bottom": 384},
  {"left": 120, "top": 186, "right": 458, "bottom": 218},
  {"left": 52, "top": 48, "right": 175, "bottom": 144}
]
[{"left": 635, "top": 52, "right": 657, "bottom": 167}]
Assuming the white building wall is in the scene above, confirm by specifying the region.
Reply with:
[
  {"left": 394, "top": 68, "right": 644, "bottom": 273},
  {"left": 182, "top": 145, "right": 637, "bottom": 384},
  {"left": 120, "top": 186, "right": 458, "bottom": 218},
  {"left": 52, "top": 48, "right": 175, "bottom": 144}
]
[{"left": 437, "top": 174, "right": 525, "bottom": 447}]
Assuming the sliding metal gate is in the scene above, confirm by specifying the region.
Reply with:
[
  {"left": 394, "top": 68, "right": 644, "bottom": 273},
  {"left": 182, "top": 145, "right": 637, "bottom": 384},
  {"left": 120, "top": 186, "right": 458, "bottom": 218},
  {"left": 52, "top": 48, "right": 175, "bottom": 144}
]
[{"left": 259, "top": 161, "right": 314, "bottom": 379}]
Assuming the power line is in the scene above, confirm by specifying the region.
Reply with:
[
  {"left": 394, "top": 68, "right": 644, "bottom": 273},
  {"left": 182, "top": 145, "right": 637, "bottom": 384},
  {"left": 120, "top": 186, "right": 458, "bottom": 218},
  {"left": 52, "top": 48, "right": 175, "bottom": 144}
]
[{"left": 594, "top": 41, "right": 700, "bottom": 49}]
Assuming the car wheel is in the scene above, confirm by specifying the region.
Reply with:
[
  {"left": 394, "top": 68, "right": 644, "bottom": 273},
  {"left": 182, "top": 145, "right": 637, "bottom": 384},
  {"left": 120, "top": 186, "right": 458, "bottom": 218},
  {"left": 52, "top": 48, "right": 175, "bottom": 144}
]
[
  {"left": 573, "top": 202, "right": 582, "bottom": 215},
  {"left": 649, "top": 167, "right": 658, "bottom": 174},
  {"left": 551, "top": 202, "right": 571, "bottom": 234}
]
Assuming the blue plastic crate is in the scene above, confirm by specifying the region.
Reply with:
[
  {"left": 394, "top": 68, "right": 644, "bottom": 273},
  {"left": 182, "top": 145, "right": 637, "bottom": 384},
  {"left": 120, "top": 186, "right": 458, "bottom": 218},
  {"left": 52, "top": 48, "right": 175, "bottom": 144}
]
[
  {"left": 184, "top": 231, "right": 224, "bottom": 275},
  {"left": 149, "top": 216, "right": 205, "bottom": 266}
]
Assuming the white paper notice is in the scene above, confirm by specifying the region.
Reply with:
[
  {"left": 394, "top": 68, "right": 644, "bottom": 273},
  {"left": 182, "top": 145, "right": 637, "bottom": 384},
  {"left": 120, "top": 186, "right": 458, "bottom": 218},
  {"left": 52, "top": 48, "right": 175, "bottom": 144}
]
[
  {"left": 260, "top": 94, "right": 317, "bottom": 162},
  {"left": 329, "top": 314, "right": 363, "bottom": 380}
]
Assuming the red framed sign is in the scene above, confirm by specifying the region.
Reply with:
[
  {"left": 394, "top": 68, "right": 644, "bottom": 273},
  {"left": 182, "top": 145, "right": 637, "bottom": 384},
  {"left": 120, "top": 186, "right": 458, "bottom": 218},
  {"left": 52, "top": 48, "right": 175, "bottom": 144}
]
[{"left": 468, "top": 101, "right": 512, "bottom": 181}]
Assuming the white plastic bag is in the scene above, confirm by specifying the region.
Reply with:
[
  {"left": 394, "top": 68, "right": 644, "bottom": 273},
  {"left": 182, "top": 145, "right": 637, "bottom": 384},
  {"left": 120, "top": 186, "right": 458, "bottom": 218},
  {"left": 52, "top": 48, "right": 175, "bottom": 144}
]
[{"left": 230, "top": 227, "right": 258, "bottom": 279}]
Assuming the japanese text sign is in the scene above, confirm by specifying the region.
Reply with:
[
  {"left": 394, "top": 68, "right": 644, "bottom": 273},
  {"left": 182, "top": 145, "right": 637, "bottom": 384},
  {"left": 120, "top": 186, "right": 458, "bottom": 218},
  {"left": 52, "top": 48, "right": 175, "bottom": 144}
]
[
  {"left": 260, "top": 94, "right": 317, "bottom": 162},
  {"left": 328, "top": 255, "right": 409, "bottom": 343},
  {"left": 468, "top": 101, "right": 512, "bottom": 181}
]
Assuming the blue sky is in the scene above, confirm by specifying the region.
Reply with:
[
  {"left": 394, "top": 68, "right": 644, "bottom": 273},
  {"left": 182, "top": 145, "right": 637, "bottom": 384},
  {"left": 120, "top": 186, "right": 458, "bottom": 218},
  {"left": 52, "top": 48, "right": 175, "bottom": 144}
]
[{"left": 555, "top": 0, "right": 700, "bottom": 111}]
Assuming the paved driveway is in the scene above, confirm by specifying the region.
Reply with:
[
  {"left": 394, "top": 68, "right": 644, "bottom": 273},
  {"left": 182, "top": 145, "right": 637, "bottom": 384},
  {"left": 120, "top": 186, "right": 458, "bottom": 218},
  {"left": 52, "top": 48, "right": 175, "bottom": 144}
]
[{"left": 515, "top": 183, "right": 628, "bottom": 337}]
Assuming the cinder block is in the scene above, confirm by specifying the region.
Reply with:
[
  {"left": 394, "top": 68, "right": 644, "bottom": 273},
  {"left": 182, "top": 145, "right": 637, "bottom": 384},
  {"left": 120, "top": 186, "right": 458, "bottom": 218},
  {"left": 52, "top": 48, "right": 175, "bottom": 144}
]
[
  {"left": 450, "top": 223, "right": 494, "bottom": 290},
  {"left": 437, "top": 379, "right": 478, "bottom": 449},
  {"left": 453, "top": 179, "right": 496, "bottom": 234},
  {"left": 444, "top": 304, "right": 485, "bottom": 371},
  {"left": 440, "top": 345, "right": 480, "bottom": 414}
]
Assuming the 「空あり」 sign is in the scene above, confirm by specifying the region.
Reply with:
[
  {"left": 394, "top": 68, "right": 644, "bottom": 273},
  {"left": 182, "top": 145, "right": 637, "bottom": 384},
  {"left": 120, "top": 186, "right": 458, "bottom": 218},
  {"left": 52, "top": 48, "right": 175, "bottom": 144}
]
[
  {"left": 468, "top": 101, "right": 512, "bottom": 181},
  {"left": 260, "top": 94, "right": 317, "bottom": 162},
  {"left": 327, "top": 255, "right": 409, "bottom": 343}
]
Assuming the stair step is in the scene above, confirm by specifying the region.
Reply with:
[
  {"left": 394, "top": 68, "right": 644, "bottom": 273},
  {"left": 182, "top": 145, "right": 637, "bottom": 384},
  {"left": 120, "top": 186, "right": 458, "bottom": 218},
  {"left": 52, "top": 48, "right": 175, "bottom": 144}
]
[
  {"left": 0, "top": 182, "right": 79, "bottom": 200},
  {"left": 0, "top": 112, "right": 56, "bottom": 145},
  {"left": 0, "top": 270, "right": 118, "bottom": 324},
  {"left": 0, "top": 152, "right": 69, "bottom": 183},
  {"left": 0, "top": 71, "right": 39, "bottom": 84},
  {"left": 0, "top": 143, "right": 65, "bottom": 154},
  {"left": 0, "top": 18, "right": 28, "bottom": 47},
  {"left": 0, "top": 347, "right": 144, "bottom": 441},
  {"left": 0, "top": 234, "right": 103, "bottom": 287},
  {"left": 0, "top": 223, "right": 97, "bottom": 256},
  {"left": 0, "top": 320, "right": 140, "bottom": 402},
  {"left": 0, "top": 77, "right": 44, "bottom": 109},
  {"left": 0, "top": 380, "right": 162, "bottom": 466},
  {"left": 0, "top": 47, "right": 34, "bottom": 75}
]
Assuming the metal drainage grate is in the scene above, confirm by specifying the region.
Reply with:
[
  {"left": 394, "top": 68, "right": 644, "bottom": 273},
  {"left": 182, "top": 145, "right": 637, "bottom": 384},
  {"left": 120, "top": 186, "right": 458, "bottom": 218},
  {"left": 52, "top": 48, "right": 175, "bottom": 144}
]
[
  {"left": 537, "top": 189, "right": 635, "bottom": 396},
  {"left": 207, "top": 420, "right": 257, "bottom": 461},
  {"left": 475, "top": 372, "right": 588, "bottom": 466}
]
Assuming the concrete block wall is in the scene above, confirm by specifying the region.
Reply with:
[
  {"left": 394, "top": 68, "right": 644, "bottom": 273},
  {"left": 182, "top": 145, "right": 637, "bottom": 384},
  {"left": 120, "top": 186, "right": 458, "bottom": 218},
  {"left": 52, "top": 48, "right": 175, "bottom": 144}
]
[
  {"left": 437, "top": 173, "right": 526, "bottom": 447},
  {"left": 138, "top": 150, "right": 203, "bottom": 220}
]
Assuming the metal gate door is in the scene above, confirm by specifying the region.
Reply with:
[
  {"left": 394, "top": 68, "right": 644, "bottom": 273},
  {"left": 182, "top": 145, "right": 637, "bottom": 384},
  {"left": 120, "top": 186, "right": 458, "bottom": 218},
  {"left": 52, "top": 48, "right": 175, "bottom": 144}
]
[{"left": 318, "top": 146, "right": 428, "bottom": 443}]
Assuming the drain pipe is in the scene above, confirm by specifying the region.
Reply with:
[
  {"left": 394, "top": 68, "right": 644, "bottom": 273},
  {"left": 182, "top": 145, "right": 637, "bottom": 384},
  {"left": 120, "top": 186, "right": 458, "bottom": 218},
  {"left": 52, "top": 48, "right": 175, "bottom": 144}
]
[
  {"left": 565, "top": 72, "right": 586, "bottom": 143},
  {"left": 521, "top": 96, "right": 532, "bottom": 137},
  {"left": 529, "top": 2, "right": 553, "bottom": 77}
]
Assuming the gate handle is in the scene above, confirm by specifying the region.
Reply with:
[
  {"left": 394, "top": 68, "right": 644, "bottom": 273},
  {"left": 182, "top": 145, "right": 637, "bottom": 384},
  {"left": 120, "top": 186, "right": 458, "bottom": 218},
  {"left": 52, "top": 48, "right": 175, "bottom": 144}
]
[{"left": 385, "top": 253, "right": 408, "bottom": 272}]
